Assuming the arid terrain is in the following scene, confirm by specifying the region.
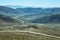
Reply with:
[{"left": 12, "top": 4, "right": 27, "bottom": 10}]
[{"left": 0, "top": 23, "right": 60, "bottom": 40}]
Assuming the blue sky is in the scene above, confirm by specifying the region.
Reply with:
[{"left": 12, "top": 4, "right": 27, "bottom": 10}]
[{"left": 0, "top": 0, "right": 60, "bottom": 7}]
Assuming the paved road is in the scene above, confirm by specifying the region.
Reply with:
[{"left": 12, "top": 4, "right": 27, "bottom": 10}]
[{"left": 0, "top": 30, "right": 60, "bottom": 39}]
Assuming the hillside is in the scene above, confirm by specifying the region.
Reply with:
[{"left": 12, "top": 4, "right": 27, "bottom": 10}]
[
  {"left": 16, "top": 7, "right": 60, "bottom": 23},
  {"left": 0, "top": 14, "right": 17, "bottom": 23},
  {"left": 31, "top": 14, "right": 60, "bottom": 23},
  {"left": 0, "top": 6, "right": 60, "bottom": 23},
  {"left": 0, "top": 6, "right": 25, "bottom": 23}
]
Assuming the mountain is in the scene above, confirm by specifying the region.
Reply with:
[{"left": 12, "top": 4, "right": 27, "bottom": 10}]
[
  {"left": 0, "top": 6, "right": 25, "bottom": 23},
  {"left": 16, "top": 7, "right": 60, "bottom": 13},
  {"left": 0, "top": 6, "right": 23, "bottom": 20},
  {"left": 0, "top": 6, "right": 22, "bottom": 14},
  {"left": 16, "top": 7, "right": 60, "bottom": 23},
  {"left": 16, "top": 7, "right": 43, "bottom": 13},
  {"left": 0, "top": 6, "right": 60, "bottom": 23},
  {"left": 16, "top": 8, "right": 60, "bottom": 17}
]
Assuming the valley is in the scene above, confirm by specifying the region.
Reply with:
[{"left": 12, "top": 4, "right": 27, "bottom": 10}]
[{"left": 0, "top": 6, "right": 60, "bottom": 40}]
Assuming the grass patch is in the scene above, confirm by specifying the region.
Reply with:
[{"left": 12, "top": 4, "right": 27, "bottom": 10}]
[{"left": 0, "top": 32, "right": 60, "bottom": 40}]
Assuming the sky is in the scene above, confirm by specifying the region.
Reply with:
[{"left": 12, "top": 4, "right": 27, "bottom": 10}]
[{"left": 0, "top": 0, "right": 60, "bottom": 7}]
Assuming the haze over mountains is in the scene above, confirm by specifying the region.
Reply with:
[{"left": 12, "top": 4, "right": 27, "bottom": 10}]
[{"left": 0, "top": 5, "right": 60, "bottom": 23}]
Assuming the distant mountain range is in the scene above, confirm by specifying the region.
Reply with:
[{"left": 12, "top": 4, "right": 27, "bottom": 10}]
[
  {"left": 16, "top": 7, "right": 60, "bottom": 18},
  {"left": 0, "top": 6, "right": 60, "bottom": 23},
  {"left": 16, "top": 7, "right": 60, "bottom": 23}
]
